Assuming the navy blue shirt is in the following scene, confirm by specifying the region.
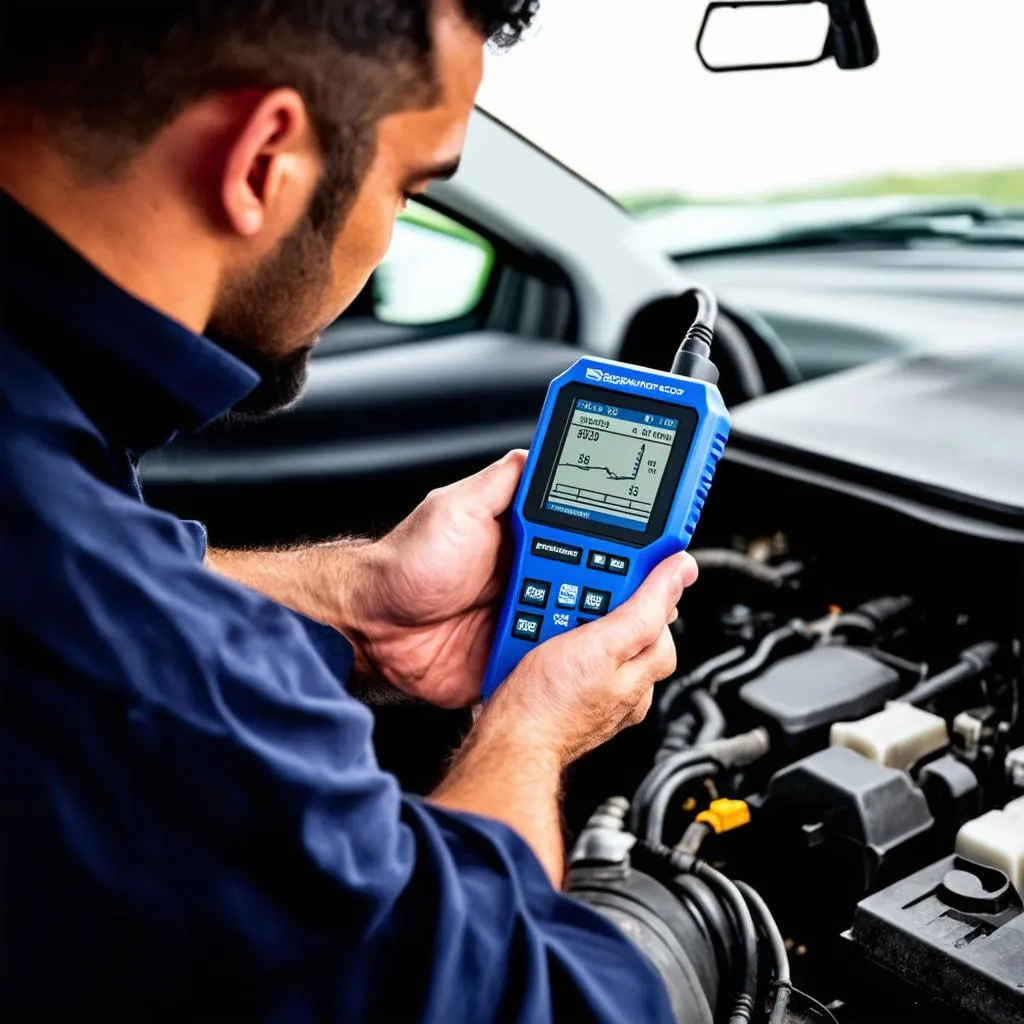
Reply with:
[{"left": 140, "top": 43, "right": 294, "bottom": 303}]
[{"left": 0, "top": 190, "right": 674, "bottom": 1023}]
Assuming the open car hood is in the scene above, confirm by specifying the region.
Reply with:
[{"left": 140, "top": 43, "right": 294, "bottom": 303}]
[{"left": 726, "top": 338, "right": 1024, "bottom": 541}]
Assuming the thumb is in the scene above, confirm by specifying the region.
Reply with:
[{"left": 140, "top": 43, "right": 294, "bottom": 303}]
[
  {"left": 464, "top": 449, "right": 529, "bottom": 518},
  {"left": 598, "top": 552, "right": 697, "bottom": 663}
]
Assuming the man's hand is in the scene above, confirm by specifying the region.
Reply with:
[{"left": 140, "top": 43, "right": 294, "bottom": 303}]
[
  {"left": 207, "top": 451, "right": 528, "bottom": 709},
  {"left": 208, "top": 450, "right": 695, "bottom": 723},
  {"left": 432, "top": 551, "right": 698, "bottom": 883},
  {"left": 355, "top": 450, "right": 528, "bottom": 708}
]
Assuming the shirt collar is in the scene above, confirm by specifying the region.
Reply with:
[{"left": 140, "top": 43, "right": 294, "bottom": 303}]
[{"left": 0, "top": 188, "right": 259, "bottom": 453}]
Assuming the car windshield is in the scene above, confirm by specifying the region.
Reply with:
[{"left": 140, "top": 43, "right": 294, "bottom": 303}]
[{"left": 478, "top": 0, "right": 1024, "bottom": 256}]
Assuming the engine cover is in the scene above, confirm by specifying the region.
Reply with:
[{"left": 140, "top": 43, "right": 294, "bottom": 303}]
[{"left": 738, "top": 646, "right": 900, "bottom": 757}]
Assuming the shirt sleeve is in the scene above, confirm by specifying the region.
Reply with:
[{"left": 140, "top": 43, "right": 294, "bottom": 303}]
[
  {"left": 1, "top": 435, "right": 674, "bottom": 1023},
  {"left": 176, "top": 514, "right": 358, "bottom": 682}
]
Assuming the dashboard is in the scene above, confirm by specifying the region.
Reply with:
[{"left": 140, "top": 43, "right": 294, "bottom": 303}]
[{"left": 675, "top": 244, "right": 1024, "bottom": 380}]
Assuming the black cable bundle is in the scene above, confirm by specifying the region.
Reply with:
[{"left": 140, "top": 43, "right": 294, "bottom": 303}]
[
  {"left": 629, "top": 729, "right": 770, "bottom": 844},
  {"left": 638, "top": 842, "right": 761, "bottom": 1024},
  {"left": 637, "top": 842, "right": 793, "bottom": 1024}
]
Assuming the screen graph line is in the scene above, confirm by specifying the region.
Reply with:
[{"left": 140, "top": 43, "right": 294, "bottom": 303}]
[
  {"left": 543, "top": 397, "right": 684, "bottom": 532},
  {"left": 556, "top": 443, "right": 646, "bottom": 482}
]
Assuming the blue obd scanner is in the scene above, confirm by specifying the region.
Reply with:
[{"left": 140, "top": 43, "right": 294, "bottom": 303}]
[{"left": 482, "top": 286, "right": 731, "bottom": 698}]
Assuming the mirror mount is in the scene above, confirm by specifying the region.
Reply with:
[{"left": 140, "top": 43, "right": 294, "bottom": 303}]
[
  {"left": 696, "top": 0, "right": 878, "bottom": 74},
  {"left": 822, "top": 0, "right": 879, "bottom": 70}
]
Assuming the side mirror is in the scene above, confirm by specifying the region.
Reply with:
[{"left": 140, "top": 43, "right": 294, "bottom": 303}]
[
  {"left": 374, "top": 204, "right": 495, "bottom": 325},
  {"left": 696, "top": 0, "right": 878, "bottom": 74}
]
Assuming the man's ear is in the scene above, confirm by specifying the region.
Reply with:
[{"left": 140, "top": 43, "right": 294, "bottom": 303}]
[{"left": 220, "top": 88, "right": 322, "bottom": 241}]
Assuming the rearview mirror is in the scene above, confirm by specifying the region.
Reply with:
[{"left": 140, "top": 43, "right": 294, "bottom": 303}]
[{"left": 696, "top": 0, "right": 878, "bottom": 73}]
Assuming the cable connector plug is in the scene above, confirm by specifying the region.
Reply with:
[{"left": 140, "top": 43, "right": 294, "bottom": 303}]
[{"left": 670, "top": 284, "right": 720, "bottom": 383}]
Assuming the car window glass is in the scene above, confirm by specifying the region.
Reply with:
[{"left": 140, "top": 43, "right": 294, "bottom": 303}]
[{"left": 374, "top": 202, "right": 495, "bottom": 325}]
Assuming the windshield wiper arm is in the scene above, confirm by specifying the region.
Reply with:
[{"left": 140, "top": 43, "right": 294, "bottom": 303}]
[
  {"left": 675, "top": 200, "right": 1024, "bottom": 259},
  {"left": 862, "top": 198, "right": 1009, "bottom": 224}
]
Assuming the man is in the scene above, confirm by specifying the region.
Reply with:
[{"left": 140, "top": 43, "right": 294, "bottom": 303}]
[{"left": 0, "top": 2, "right": 698, "bottom": 1020}]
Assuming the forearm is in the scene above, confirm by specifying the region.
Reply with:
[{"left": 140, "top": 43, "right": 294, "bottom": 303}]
[
  {"left": 431, "top": 711, "right": 565, "bottom": 886},
  {"left": 206, "top": 540, "right": 380, "bottom": 634}
]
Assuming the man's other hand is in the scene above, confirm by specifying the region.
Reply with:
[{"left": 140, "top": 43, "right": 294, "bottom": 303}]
[
  {"left": 483, "top": 552, "right": 698, "bottom": 764},
  {"left": 357, "top": 450, "right": 528, "bottom": 708},
  {"left": 430, "top": 551, "right": 698, "bottom": 883}
]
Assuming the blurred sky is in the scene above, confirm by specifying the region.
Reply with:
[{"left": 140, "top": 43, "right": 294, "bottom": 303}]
[{"left": 477, "top": 0, "right": 1024, "bottom": 199}]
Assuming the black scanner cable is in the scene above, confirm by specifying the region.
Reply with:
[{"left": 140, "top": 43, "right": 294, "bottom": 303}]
[{"left": 671, "top": 284, "right": 720, "bottom": 383}]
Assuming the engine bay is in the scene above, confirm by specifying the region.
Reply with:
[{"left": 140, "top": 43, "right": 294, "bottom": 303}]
[
  {"left": 143, "top": 307, "right": 1024, "bottom": 1022},
  {"left": 566, "top": 363, "right": 1024, "bottom": 1024}
]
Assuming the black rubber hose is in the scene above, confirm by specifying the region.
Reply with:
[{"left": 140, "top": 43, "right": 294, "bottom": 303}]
[
  {"left": 677, "top": 821, "right": 713, "bottom": 856},
  {"left": 735, "top": 880, "right": 791, "bottom": 1024},
  {"left": 830, "top": 595, "right": 913, "bottom": 640},
  {"left": 671, "top": 874, "right": 737, "bottom": 984},
  {"left": 691, "top": 864, "right": 759, "bottom": 1024},
  {"left": 641, "top": 843, "right": 760, "bottom": 1024},
  {"left": 629, "top": 752, "right": 720, "bottom": 835},
  {"left": 691, "top": 548, "right": 788, "bottom": 585},
  {"left": 659, "top": 692, "right": 725, "bottom": 762},
  {"left": 863, "top": 647, "right": 928, "bottom": 681},
  {"left": 656, "top": 714, "right": 697, "bottom": 762},
  {"left": 631, "top": 731, "right": 770, "bottom": 838},
  {"left": 770, "top": 987, "right": 793, "bottom": 1024},
  {"left": 630, "top": 733, "right": 770, "bottom": 843},
  {"left": 691, "top": 690, "right": 726, "bottom": 746},
  {"left": 657, "top": 644, "right": 747, "bottom": 723},
  {"left": 710, "top": 622, "right": 810, "bottom": 697},
  {"left": 902, "top": 662, "right": 974, "bottom": 705},
  {"left": 901, "top": 641, "right": 999, "bottom": 706},
  {"left": 644, "top": 763, "right": 717, "bottom": 845}
]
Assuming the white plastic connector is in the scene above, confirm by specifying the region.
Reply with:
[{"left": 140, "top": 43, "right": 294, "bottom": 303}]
[
  {"left": 829, "top": 701, "right": 947, "bottom": 773},
  {"left": 955, "top": 796, "right": 1024, "bottom": 898},
  {"left": 1006, "top": 746, "right": 1024, "bottom": 791}
]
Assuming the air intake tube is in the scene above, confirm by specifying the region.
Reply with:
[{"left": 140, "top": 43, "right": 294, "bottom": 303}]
[{"left": 567, "top": 799, "right": 725, "bottom": 1024}]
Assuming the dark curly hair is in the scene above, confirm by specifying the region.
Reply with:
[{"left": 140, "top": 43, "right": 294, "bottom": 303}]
[{"left": 1, "top": 1, "right": 537, "bottom": 224}]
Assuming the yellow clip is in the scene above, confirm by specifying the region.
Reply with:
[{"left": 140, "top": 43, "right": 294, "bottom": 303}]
[{"left": 695, "top": 798, "right": 751, "bottom": 835}]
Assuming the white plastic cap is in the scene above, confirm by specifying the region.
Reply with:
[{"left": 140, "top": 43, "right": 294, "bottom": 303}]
[
  {"left": 829, "top": 701, "right": 948, "bottom": 774},
  {"left": 956, "top": 799, "right": 1024, "bottom": 898}
]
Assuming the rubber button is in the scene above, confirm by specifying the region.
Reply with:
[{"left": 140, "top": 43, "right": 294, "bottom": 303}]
[
  {"left": 511, "top": 612, "right": 543, "bottom": 643},
  {"left": 607, "top": 555, "right": 629, "bottom": 575},
  {"left": 532, "top": 537, "right": 582, "bottom": 564},
  {"left": 580, "top": 588, "right": 611, "bottom": 616},
  {"left": 555, "top": 582, "right": 579, "bottom": 609},
  {"left": 519, "top": 578, "right": 550, "bottom": 608},
  {"left": 587, "top": 551, "right": 609, "bottom": 570}
]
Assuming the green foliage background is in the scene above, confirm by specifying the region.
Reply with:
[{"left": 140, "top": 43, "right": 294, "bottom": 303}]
[{"left": 620, "top": 166, "right": 1024, "bottom": 216}]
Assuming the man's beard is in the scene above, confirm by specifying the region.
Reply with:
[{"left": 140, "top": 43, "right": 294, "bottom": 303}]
[
  {"left": 208, "top": 332, "right": 314, "bottom": 422},
  {"left": 206, "top": 192, "right": 338, "bottom": 421}
]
